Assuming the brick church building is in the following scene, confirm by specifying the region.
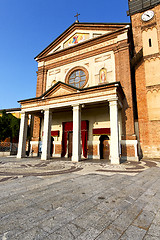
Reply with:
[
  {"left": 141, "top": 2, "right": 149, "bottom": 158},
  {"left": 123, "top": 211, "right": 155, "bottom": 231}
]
[{"left": 17, "top": 0, "right": 160, "bottom": 164}]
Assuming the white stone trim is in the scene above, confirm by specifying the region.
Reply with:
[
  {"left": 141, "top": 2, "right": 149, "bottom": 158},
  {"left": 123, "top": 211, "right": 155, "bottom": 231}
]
[
  {"left": 121, "top": 156, "right": 139, "bottom": 162},
  {"left": 121, "top": 140, "right": 138, "bottom": 145},
  {"left": 120, "top": 139, "right": 138, "bottom": 159},
  {"left": 22, "top": 94, "right": 118, "bottom": 113},
  {"left": 53, "top": 154, "right": 61, "bottom": 158},
  {"left": 30, "top": 141, "right": 39, "bottom": 144},
  {"left": 29, "top": 141, "right": 40, "bottom": 156}
]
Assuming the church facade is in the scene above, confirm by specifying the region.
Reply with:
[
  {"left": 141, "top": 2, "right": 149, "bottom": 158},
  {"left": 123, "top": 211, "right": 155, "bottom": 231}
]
[{"left": 17, "top": 0, "right": 160, "bottom": 163}]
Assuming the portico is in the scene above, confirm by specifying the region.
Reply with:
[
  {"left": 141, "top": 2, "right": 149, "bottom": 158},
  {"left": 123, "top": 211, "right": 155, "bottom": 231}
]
[{"left": 17, "top": 81, "right": 124, "bottom": 164}]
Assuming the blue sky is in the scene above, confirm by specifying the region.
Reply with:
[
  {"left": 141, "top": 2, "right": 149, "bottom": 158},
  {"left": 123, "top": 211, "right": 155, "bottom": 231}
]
[{"left": 0, "top": 0, "right": 130, "bottom": 109}]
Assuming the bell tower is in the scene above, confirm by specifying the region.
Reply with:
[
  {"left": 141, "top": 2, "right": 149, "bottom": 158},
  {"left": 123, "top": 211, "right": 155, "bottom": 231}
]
[{"left": 128, "top": 0, "right": 160, "bottom": 158}]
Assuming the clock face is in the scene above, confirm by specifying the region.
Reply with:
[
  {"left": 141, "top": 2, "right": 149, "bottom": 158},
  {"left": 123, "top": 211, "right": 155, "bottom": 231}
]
[{"left": 142, "top": 10, "right": 154, "bottom": 22}]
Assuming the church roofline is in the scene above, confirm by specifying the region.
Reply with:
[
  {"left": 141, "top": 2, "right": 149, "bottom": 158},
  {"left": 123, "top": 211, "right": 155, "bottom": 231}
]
[
  {"left": 0, "top": 107, "right": 21, "bottom": 113},
  {"left": 128, "top": 0, "right": 160, "bottom": 16},
  {"left": 18, "top": 81, "right": 124, "bottom": 104},
  {"left": 35, "top": 22, "right": 131, "bottom": 60}
]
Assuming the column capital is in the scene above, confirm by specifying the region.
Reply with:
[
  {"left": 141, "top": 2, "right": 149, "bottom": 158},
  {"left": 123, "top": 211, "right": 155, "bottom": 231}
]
[
  {"left": 72, "top": 104, "right": 81, "bottom": 111},
  {"left": 72, "top": 103, "right": 80, "bottom": 107},
  {"left": 109, "top": 98, "right": 123, "bottom": 109},
  {"left": 109, "top": 98, "right": 118, "bottom": 106},
  {"left": 21, "top": 111, "right": 27, "bottom": 115},
  {"left": 43, "top": 108, "right": 50, "bottom": 112}
]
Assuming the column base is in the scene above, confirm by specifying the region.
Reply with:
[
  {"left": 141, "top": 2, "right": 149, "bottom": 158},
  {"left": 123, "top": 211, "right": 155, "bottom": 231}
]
[
  {"left": 121, "top": 156, "right": 139, "bottom": 162},
  {"left": 17, "top": 154, "right": 26, "bottom": 159},
  {"left": 110, "top": 156, "right": 120, "bottom": 164},
  {"left": 41, "top": 154, "right": 51, "bottom": 161},
  {"left": 72, "top": 155, "right": 81, "bottom": 162},
  {"left": 29, "top": 141, "right": 39, "bottom": 157}
]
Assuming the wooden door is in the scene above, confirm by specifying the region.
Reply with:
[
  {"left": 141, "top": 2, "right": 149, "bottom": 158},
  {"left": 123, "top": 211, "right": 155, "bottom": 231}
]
[
  {"left": 103, "top": 140, "right": 110, "bottom": 160},
  {"left": 68, "top": 131, "right": 73, "bottom": 158}
]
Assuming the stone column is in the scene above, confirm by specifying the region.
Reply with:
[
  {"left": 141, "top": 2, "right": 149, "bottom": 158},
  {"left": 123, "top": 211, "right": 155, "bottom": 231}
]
[
  {"left": 17, "top": 112, "right": 28, "bottom": 158},
  {"left": 109, "top": 99, "right": 120, "bottom": 164},
  {"left": 72, "top": 104, "right": 81, "bottom": 162},
  {"left": 41, "top": 109, "right": 52, "bottom": 160}
]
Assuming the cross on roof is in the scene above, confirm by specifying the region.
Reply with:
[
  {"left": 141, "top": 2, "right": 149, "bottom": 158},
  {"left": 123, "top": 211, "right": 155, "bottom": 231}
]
[{"left": 74, "top": 12, "right": 80, "bottom": 22}]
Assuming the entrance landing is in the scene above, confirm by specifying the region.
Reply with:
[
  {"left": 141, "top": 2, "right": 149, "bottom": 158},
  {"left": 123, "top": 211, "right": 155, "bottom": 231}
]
[
  {"left": 0, "top": 156, "right": 160, "bottom": 239},
  {"left": 0, "top": 157, "right": 159, "bottom": 181}
]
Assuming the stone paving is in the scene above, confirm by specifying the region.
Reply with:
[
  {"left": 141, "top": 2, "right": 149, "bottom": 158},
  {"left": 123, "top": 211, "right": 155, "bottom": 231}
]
[{"left": 0, "top": 157, "right": 160, "bottom": 239}]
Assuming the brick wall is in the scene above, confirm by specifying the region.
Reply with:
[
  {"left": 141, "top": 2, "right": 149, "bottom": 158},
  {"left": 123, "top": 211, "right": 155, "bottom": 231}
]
[
  {"left": 131, "top": 4, "right": 160, "bottom": 158},
  {"left": 114, "top": 41, "right": 135, "bottom": 138},
  {"left": 55, "top": 144, "right": 61, "bottom": 155},
  {"left": 32, "top": 67, "right": 48, "bottom": 146}
]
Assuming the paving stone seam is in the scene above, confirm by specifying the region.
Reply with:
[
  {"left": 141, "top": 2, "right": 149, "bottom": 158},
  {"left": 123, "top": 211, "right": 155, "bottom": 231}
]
[
  {"left": 0, "top": 168, "right": 160, "bottom": 239},
  {"left": 1, "top": 176, "right": 131, "bottom": 238}
]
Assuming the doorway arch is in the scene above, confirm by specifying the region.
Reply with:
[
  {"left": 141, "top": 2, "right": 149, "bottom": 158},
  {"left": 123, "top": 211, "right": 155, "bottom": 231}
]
[{"left": 99, "top": 135, "right": 110, "bottom": 160}]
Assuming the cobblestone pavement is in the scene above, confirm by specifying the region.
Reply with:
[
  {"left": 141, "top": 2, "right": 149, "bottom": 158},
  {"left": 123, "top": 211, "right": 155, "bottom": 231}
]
[{"left": 0, "top": 157, "right": 160, "bottom": 239}]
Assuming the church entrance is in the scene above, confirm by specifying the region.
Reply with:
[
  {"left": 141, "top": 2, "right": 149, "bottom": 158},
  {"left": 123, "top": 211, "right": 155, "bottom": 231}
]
[
  {"left": 99, "top": 135, "right": 110, "bottom": 160},
  {"left": 61, "top": 121, "right": 88, "bottom": 158},
  {"left": 68, "top": 131, "right": 73, "bottom": 158}
]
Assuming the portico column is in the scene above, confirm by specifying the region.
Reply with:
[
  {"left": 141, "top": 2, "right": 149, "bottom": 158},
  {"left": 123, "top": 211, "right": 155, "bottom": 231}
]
[
  {"left": 41, "top": 109, "right": 52, "bottom": 160},
  {"left": 17, "top": 112, "right": 28, "bottom": 158},
  {"left": 109, "top": 99, "right": 120, "bottom": 164},
  {"left": 72, "top": 104, "right": 81, "bottom": 162}
]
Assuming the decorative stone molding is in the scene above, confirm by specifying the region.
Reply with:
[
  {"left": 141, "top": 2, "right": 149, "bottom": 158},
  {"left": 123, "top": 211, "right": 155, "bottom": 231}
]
[
  {"left": 141, "top": 22, "right": 157, "bottom": 31},
  {"left": 146, "top": 84, "right": 160, "bottom": 92},
  {"left": 144, "top": 53, "right": 160, "bottom": 61}
]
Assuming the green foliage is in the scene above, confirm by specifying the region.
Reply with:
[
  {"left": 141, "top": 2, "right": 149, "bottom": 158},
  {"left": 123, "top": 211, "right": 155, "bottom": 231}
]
[{"left": 0, "top": 110, "right": 20, "bottom": 141}]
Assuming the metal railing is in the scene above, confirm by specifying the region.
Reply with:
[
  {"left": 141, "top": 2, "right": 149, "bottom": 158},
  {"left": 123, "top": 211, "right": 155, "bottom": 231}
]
[{"left": 0, "top": 142, "right": 18, "bottom": 155}]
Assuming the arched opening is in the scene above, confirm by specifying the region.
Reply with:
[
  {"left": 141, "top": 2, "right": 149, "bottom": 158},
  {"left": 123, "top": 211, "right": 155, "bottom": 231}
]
[
  {"left": 68, "top": 131, "right": 73, "bottom": 158},
  {"left": 99, "top": 135, "right": 110, "bottom": 160},
  {"left": 50, "top": 137, "right": 54, "bottom": 157}
]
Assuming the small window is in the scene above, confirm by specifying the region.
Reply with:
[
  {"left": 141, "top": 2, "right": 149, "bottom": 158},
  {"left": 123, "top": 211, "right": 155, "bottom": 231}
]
[{"left": 149, "top": 38, "right": 152, "bottom": 47}]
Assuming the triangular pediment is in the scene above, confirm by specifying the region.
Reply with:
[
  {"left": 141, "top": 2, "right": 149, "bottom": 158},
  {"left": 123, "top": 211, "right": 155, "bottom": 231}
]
[
  {"left": 35, "top": 22, "right": 129, "bottom": 60},
  {"left": 41, "top": 82, "right": 78, "bottom": 99}
]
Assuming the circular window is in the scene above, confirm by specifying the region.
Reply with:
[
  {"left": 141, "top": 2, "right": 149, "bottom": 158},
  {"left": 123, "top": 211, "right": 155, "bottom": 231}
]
[{"left": 66, "top": 67, "right": 88, "bottom": 88}]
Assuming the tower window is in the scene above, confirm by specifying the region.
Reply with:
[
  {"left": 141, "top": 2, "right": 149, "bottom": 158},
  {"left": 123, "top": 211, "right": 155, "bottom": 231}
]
[{"left": 149, "top": 38, "right": 152, "bottom": 47}]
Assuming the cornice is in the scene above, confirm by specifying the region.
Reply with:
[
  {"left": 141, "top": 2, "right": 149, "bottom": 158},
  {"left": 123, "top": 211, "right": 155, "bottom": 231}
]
[
  {"left": 18, "top": 81, "right": 124, "bottom": 104},
  {"left": 146, "top": 84, "right": 160, "bottom": 92},
  {"left": 36, "top": 68, "right": 48, "bottom": 75},
  {"left": 141, "top": 21, "right": 157, "bottom": 31},
  {"left": 36, "top": 27, "right": 129, "bottom": 63},
  {"left": 37, "top": 39, "right": 128, "bottom": 71},
  {"left": 35, "top": 23, "right": 130, "bottom": 60},
  {"left": 144, "top": 52, "right": 160, "bottom": 61},
  {"left": 113, "top": 41, "right": 130, "bottom": 53}
]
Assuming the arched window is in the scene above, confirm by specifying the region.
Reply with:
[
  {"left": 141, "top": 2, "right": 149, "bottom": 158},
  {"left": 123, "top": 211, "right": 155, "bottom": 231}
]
[{"left": 66, "top": 67, "right": 88, "bottom": 88}]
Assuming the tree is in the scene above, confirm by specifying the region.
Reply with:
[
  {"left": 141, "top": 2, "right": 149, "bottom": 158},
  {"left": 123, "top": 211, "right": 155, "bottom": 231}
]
[{"left": 0, "top": 110, "right": 20, "bottom": 142}]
